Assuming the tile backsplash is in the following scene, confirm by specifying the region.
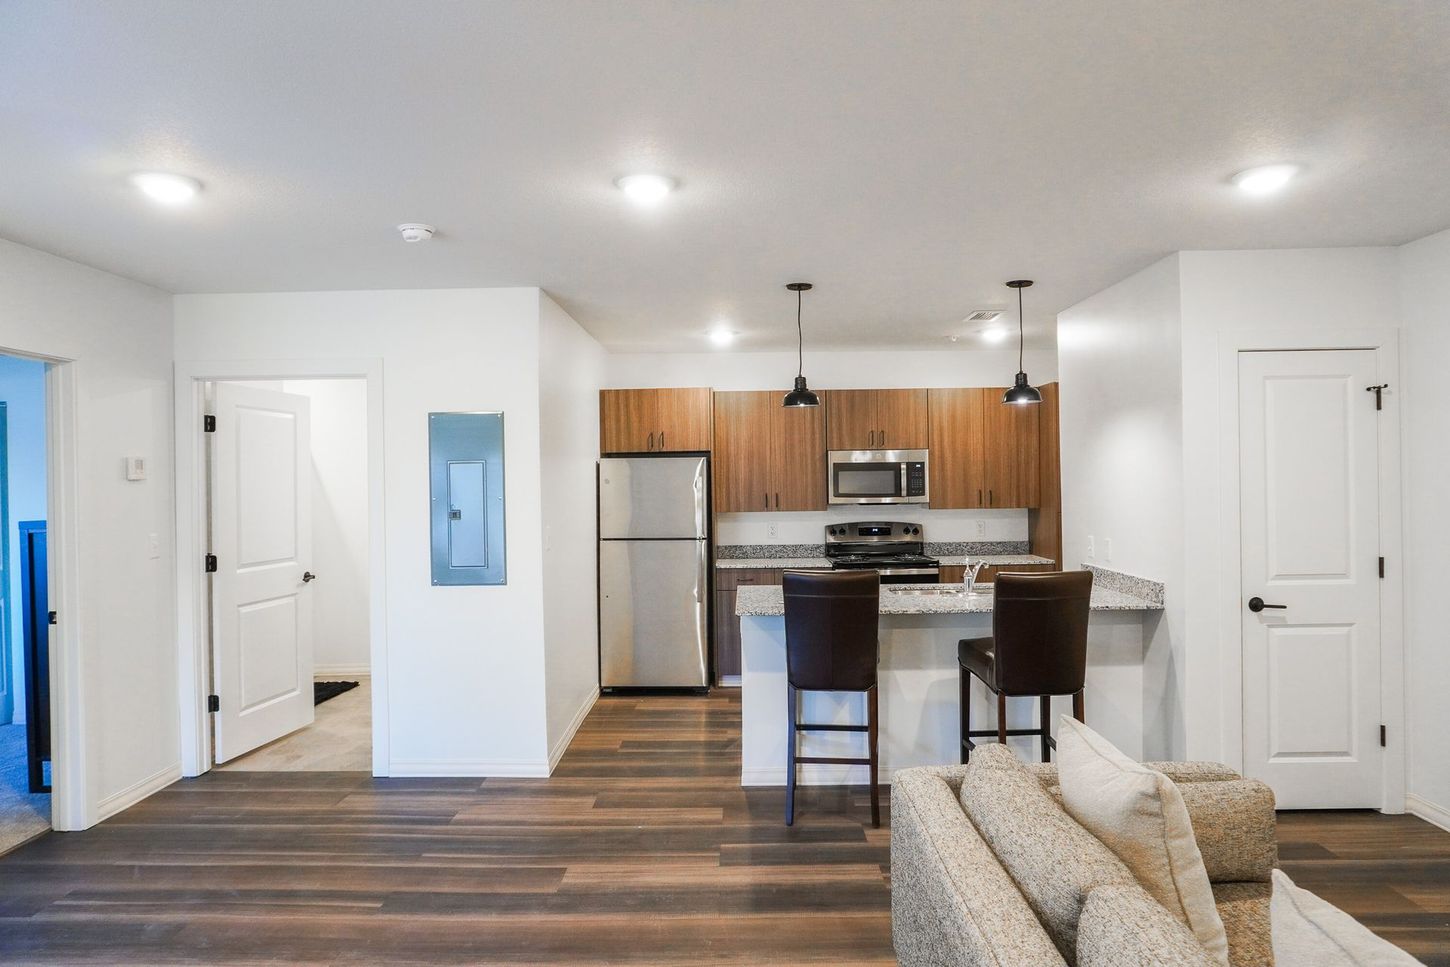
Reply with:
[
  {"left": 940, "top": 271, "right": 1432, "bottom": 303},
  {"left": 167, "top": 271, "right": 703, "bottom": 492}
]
[{"left": 715, "top": 507, "right": 1030, "bottom": 546}]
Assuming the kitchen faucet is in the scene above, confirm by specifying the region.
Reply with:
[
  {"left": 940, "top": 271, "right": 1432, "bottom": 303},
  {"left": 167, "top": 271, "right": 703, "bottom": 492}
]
[{"left": 964, "top": 560, "right": 986, "bottom": 592}]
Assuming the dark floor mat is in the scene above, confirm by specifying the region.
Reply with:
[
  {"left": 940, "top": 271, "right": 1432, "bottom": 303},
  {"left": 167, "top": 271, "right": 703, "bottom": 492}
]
[{"left": 314, "top": 681, "right": 360, "bottom": 706}]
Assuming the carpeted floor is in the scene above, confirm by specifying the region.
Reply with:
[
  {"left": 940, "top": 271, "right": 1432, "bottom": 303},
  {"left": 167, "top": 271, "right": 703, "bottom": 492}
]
[
  {"left": 217, "top": 677, "right": 371, "bottom": 771},
  {"left": 0, "top": 723, "right": 49, "bottom": 855}
]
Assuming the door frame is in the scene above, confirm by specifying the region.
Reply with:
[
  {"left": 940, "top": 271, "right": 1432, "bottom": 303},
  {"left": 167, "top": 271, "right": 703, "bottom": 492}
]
[
  {"left": 174, "top": 359, "right": 388, "bottom": 777},
  {"left": 1215, "top": 329, "right": 1404, "bottom": 812}
]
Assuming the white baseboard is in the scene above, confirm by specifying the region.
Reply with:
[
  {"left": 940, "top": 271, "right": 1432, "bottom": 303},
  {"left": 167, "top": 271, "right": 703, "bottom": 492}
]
[
  {"left": 389, "top": 758, "right": 551, "bottom": 778},
  {"left": 548, "top": 688, "right": 599, "bottom": 773},
  {"left": 95, "top": 762, "right": 183, "bottom": 823},
  {"left": 742, "top": 764, "right": 897, "bottom": 787},
  {"left": 1406, "top": 794, "right": 1450, "bottom": 833},
  {"left": 314, "top": 664, "right": 370, "bottom": 677}
]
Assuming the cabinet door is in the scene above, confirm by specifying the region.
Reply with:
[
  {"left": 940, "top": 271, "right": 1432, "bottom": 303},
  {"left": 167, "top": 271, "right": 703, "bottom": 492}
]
[
  {"left": 600, "top": 389, "right": 659, "bottom": 454},
  {"left": 713, "top": 568, "right": 780, "bottom": 680},
  {"left": 927, "top": 388, "right": 987, "bottom": 508},
  {"left": 939, "top": 565, "right": 966, "bottom": 584},
  {"left": 1029, "top": 382, "right": 1062, "bottom": 563},
  {"left": 981, "top": 388, "right": 1040, "bottom": 507},
  {"left": 655, "top": 388, "right": 713, "bottom": 451},
  {"left": 770, "top": 400, "right": 827, "bottom": 511},
  {"left": 712, "top": 392, "right": 773, "bottom": 512},
  {"left": 824, "top": 390, "right": 878, "bottom": 450},
  {"left": 874, "top": 389, "right": 929, "bottom": 450}
]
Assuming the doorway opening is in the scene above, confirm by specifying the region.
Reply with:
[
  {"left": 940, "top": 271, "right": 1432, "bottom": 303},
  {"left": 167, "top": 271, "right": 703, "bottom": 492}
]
[
  {"left": 0, "top": 353, "right": 50, "bottom": 852},
  {"left": 204, "top": 378, "right": 372, "bottom": 772}
]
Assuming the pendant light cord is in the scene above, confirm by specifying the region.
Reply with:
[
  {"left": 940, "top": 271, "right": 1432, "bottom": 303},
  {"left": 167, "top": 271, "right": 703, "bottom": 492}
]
[
  {"left": 1017, "top": 284, "right": 1025, "bottom": 373},
  {"left": 796, "top": 287, "right": 805, "bottom": 379}
]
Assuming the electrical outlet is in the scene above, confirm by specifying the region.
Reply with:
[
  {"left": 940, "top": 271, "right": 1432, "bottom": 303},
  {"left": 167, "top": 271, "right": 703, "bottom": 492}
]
[
  {"left": 1086, "top": 535, "right": 1095, "bottom": 559},
  {"left": 1104, "top": 538, "right": 1113, "bottom": 562},
  {"left": 766, "top": 523, "right": 779, "bottom": 540},
  {"left": 974, "top": 519, "right": 986, "bottom": 538}
]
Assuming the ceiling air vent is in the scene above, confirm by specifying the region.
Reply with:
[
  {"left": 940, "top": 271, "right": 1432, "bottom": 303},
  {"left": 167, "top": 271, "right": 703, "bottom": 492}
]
[{"left": 965, "top": 310, "right": 1003, "bottom": 323}]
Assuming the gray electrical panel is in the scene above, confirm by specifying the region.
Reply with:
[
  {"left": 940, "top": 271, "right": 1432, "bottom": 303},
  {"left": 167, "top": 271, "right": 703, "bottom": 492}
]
[{"left": 429, "top": 412, "right": 506, "bottom": 585}]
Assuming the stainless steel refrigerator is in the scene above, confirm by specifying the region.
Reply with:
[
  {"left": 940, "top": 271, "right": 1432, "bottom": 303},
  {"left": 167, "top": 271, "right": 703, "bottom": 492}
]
[{"left": 598, "top": 455, "right": 710, "bottom": 689}]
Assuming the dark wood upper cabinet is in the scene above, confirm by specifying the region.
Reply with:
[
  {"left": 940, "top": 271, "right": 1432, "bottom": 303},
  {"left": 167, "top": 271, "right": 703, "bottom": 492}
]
[
  {"left": 712, "top": 391, "right": 826, "bottom": 512},
  {"left": 927, "top": 386, "right": 1040, "bottom": 509},
  {"left": 825, "top": 389, "right": 928, "bottom": 450},
  {"left": 600, "top": 388, "right": 713, "bottom": 454},
  {"left": 928, "top": 388, "right": 988, "bottom": 508}
]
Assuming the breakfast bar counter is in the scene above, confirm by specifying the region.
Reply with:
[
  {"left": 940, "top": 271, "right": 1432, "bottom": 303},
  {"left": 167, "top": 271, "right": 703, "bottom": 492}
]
[{"left": 735, "top": 573, "right": 1164, "bottom": 787}]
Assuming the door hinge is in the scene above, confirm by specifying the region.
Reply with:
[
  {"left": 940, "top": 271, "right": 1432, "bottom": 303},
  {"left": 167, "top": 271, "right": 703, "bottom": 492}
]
[
  {"left": 203, "top": 414, "right": 217, "bottom": 433},
  {"left": 1380, "top": 724, "right": 1387, "bottom": 747},
  {"left": 1379, "top": 556, "right": 1385, "bottom": 579},
  {"left": 47, "top": 610, "right": 57, "bottom": 626},
  {"left": 205, "top": 553, "right": 218, "bottom": 573},
  {"left": 208, "top": 694, "right": 220, "bottom": 713},
  {"left": 1366, "top": 383, "right": 1389, "bottom": 410}
]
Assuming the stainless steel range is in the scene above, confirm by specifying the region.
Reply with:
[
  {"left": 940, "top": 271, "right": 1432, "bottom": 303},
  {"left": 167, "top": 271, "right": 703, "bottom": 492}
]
[{"left": 824, "top": 521, "right": 941, "bottom": 584}]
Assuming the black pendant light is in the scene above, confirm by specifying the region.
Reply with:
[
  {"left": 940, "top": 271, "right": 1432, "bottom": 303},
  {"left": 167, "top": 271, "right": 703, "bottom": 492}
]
[
  {"left": 1002, "top": 279, "right": 1043, "bottom": 405},
  {"left": 782, "top": 282, "right": 820, "bottom": 407}
]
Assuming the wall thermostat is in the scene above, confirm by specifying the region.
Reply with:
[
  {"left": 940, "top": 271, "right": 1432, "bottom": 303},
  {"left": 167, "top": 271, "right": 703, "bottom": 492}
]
[{"left": 125, "top": 456, "right": 147, "bottom": 481}]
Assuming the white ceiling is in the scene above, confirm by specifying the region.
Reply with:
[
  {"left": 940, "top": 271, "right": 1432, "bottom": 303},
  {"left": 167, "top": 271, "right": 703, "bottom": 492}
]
[{"left": 2, "top": 1, "right": 1448, "bottom": 352}]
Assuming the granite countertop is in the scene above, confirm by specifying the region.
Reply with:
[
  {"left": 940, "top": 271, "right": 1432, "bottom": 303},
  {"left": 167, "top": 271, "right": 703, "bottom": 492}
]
[
  {"left": 734, "top": 582, "right": 1163, "bottom": 616},
  {"left": 715, "top": 554, "right": 1055, "bottom": 570}
]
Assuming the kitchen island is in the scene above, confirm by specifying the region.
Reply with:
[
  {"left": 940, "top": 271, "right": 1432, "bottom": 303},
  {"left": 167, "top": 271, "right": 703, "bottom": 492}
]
[{"left": 735, "top": 572, "right": 1164, "bottom": 786}]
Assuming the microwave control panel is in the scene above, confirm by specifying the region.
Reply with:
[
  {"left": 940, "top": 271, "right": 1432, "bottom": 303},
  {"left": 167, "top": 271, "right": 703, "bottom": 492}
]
[{"left": 905, "top": 461, "right": 927, "bottom": 497}]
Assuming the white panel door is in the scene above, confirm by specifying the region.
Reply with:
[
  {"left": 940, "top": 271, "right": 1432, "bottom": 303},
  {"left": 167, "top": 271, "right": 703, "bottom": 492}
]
[
  {"left": 1239, "top": 350, "right": 1382, "bottom": 808},
  {"left": 210, "top": 384, "right": 315, "bottom": 763}
]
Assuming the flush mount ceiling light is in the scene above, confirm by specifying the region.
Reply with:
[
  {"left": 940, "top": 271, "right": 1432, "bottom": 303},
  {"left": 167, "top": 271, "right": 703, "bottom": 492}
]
[
  {"left": 1001, "top": 280, "right": 1042, "bottom": 405},
  {"left": 615, "top": 173, "right": 676, "bottom": 206},
  {"left": 1231, "top": 163, "right": 1301, "bottom": 196},
  {"left": 980, "top": 326, "right": 1009, "bottom": 344},
  {"left": 397, "top": 222, "right": 435, "bottom": 242},
  {"left": 708, "top": 328, "right": 737, "bottom": 347},
  {"left": 129, "top": 171, "right": 202, "bottom": 206},
  {"left": 782, "top": 282, "right": 820, "bottom": 408}
]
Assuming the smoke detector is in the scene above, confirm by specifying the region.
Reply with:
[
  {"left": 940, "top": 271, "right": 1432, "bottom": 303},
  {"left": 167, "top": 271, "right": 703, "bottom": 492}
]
[
  {"left": 397, "top": 223, "right": 435, "bottom": 243},
  {"left": 964, "top": 309, "right": 1003, "bottom": 323}
]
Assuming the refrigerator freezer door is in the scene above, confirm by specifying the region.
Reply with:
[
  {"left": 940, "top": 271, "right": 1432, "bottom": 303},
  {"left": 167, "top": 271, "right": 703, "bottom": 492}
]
[
  {"left": 599, "top": 539, "right": 708, "bottom": 687},
  {"left": 598, "top": 456, "right": 708, "bottom": 540}
]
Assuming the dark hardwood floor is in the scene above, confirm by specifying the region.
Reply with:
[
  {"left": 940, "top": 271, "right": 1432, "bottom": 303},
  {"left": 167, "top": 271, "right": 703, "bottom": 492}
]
[{"left": 0, "top": 690, "right": 1445, "bottom": 964}]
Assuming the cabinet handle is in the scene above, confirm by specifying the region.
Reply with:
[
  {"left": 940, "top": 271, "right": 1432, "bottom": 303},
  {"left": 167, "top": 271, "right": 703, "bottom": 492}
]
[
  {"left": 989, "top": 488, "right": 994, "bottom": 506},
  {"left": 647, "top": 431, "right": 655, "bottom": 451},
  {"left": 660, "top": 430, "right": 666, "bottom": 450},
  {"left": 775, "top": 492, "right": 779, "bottom": 509},
  {"left": 764, "top": 493, "right": 769, "bottom": 510},
  {"left": 879, "top": 428, "right": 886, "bottom": 447},
  {"left": 869, "top": 429, "right": 876, "bottom": 447},
  {"left": 978, "top": 489, "right": 983, "bottom": 505}
]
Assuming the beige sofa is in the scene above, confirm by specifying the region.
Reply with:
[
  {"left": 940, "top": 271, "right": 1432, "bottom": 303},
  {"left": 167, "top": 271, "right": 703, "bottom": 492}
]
[{"left": 891, "top": 752, "right": 1277, "bottom": 966}]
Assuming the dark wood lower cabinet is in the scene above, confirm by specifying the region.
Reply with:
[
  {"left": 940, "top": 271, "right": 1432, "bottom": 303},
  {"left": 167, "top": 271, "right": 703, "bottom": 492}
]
[{"left": 713, "top": 568, "right": 785, "bottom": 681}]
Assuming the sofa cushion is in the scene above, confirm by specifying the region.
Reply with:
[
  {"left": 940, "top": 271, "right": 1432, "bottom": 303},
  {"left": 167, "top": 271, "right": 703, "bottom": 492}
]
[
  {"left": 1077, "top": 884, "right": 1219, "bottom": 967},
  {"left": 891, "top": 767, "right": 1068, "bottom": 967},
  {"left": 1270, "top": 869, "right": 1424, "bottom": 965},
  {"left": 960, "top": 743, "right": 1138, "bottom": 964},
  {"left": 1057, "top": 716, "right": 1229, "bottom": 965},
  {"left": 1214, "top": 881, "right": 1272, "bottom": 967},
  {"left": 1181, "top": 781, "right": 1277, "bottom": 883}
]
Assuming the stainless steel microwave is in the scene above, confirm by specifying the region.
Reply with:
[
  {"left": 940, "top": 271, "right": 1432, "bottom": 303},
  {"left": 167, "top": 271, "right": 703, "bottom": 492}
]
[{"left": 827, "top": 449, "right": 929, "bottom": 504}]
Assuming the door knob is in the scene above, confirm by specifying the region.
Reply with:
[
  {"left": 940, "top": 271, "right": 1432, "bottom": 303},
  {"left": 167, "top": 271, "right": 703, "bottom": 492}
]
[
  {"left": 1247, "top": 596, "right": 1284, "bottom": 613},
  {"left": 302, "top": 571, "right": 317, "bottom": 583}
]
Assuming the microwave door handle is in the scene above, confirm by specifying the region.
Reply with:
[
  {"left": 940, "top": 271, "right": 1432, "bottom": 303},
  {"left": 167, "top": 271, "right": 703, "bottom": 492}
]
[{"left": 900, "top": 462, "right": 908, "bottom": 500}]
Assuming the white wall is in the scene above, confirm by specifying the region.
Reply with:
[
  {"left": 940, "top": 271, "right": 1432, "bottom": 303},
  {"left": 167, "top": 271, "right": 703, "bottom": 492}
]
[
  {"left": 176, "top": 288, "right": 556, "bottom": 775},
  {"left": 0, "top": 354, "right": 47, "bottom": 724},
  {"left": 1176, "top": 249, "right": 1400, "bottom": 764},
  {"left": 1057, "top": 254, "right": 1185, "bottom": 758},
  {"left": 537, "top": 294, "right": 605, "bottom": 765},
  {"left": 604, "top": 347, "right": 1058, "bottom": 390},
  {"left": 609, "top": 347, "right": 1057, "bottom": 547},
  {"left": 1397, "top": 227, "right": 1450, "bottom": 821},
  {"left": 0, "top": 237, "right": 176, "bottom": 829},
  {"left": 232, "top": 379, "right": 371, "bottom": 676}
]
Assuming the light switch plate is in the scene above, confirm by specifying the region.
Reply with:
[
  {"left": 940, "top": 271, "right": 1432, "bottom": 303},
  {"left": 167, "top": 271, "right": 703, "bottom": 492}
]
[
  {"left": 1086, "top": 535, "right": 1095, "bottom": 559},
  {"left": 148, "top": 533, "right": 160, "bottom": 559},
  {"left": 1104, "top": 538, "right": 1113, "bottom": 562}
]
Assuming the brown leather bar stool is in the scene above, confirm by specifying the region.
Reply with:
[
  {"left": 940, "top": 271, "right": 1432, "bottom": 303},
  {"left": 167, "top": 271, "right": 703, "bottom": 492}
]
[
  {"left": 959, "top": 570, "right": 1093, "bottom": 764},
  {"left": 782, "top": 569, "right": 881, "bottom": 827}
]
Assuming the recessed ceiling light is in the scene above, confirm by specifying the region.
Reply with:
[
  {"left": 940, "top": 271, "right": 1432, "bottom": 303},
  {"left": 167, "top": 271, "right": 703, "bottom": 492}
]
[
  {"left": 708, "top": 328, "right": 736, "bottom": 347},
  {"left": 1231, "top": 163, "right": 1301, "bottom": 196},
  {"left": 129, "top": 171, "right": 202, "bottom": 206},
  {"left": 980, "top": 326, "right": 1009, "bottom": 344},
  {"left": 615, "top": 173, "right": 676, "bottom": 205}
]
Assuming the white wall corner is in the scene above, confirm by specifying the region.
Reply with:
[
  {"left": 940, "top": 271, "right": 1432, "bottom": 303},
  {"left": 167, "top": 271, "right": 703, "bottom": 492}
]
[
  {"left": 1406, "top": 794, "right": 1450, "bottom": 834},
  {"left": 95, "top": 763, "right": 183, "bottom": 824},
  {"left": 548, "top": 688, "right": 600, "bottom": 772}
]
